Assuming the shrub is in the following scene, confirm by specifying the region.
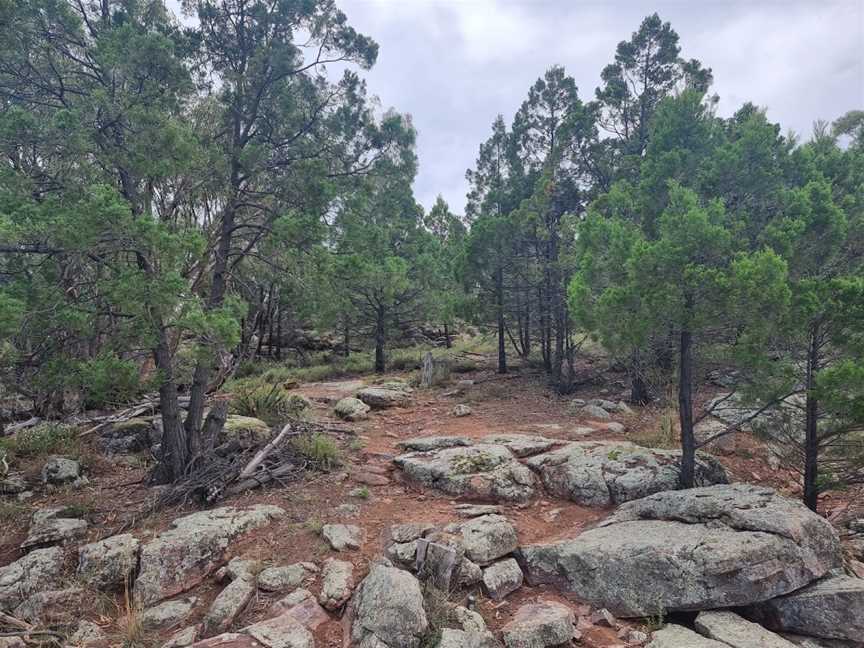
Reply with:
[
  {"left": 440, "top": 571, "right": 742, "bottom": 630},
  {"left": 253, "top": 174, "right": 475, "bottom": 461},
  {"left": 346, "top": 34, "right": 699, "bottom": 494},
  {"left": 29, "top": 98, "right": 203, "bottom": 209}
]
[
  {"left": 0, "top": 423, "right": 78, "bottom": 460},
  {"left": 291, "top": 433, "right": 341, "bottom": 470},
  {"left": 76, "top": 354, "right": 142, "bottom": 408},
  {"left": 230, "top": 383, "right": 308, "bottom": 424}
]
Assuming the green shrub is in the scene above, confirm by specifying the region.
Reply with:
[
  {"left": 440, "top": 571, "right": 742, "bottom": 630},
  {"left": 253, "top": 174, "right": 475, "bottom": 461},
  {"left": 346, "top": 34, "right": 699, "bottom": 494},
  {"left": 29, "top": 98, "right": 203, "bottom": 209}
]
[
  {"left": 229, "top": 383, "right": 308, "bottom": 424},
  {"left": 76, "top": 354, "right": 143, "bottom": 408},
  {"left": 0, "top": 423, "right": 78, "bottom": 459},
  {"left": 291, "top": 433, "right": 341, "bottom": 470}
]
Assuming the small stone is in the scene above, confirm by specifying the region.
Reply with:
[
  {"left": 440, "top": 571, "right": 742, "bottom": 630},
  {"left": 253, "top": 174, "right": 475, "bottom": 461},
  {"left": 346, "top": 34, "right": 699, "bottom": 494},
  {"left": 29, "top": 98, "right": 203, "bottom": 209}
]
[
  {"left": 69, "top": 620, "right": 108, "bottom": 647},
  {"left": 321, "top": 523, "right": 362, "bottom": 551},
  {"left": 590, "top": 608, "right": 617, "bottom": 628},
  {"left": 162, "top": 625, "right": 200, "bottom": 648},
  {"left": 386, "top": 540, "right": 418, "bottom": 565},
  {"left": 334, "top": 397, "right": 371, "bottom": 421},
  {"left": 390, "top": 522, "right": 436, "bottom": 543},
  {"left": 501, "top": 601, "right": 575, "bottom": 648},
  {"left": 481, "top": 559, "right": 523, "bottom": 600},
  {"left": 141, "top": 597, "right": 198, "bottom": 630},
  {"left": 318, "top": 559, "right": 354, "bottom": 610},
  {"left": 335, "top": 503, "right": 360, "bottom": 517},
  {"left": 243, "top": 614, "right": 314, "bottom": 648},
  {"left": 629, "top": 630, "right": 649, "bottom": 644},
  {"left": 267, "top": 590, "right": 329, "bottom": 631},
  {"left": 354, "top": 471, "right": 389, "bottom": 486},
  {"left": 454, "top": 504, "right": 502, "bottom": 518},
  {"left": 452, "top": 404, "right": 473, "bottom": 417},
  {"left": 257, "top": 564, "right": 311, "bottom": 592},
  {"left": 203, "top": 577, "right": 255, "bottom": 635},
  {"left": 41, "top": 456, "right": 80, "bottom": 484},
  {"left": 458, "top": 559, "right": 483, "bottom": 587},
  {"left": 453, "top": 606, "right": 487, "bottom": 633}
]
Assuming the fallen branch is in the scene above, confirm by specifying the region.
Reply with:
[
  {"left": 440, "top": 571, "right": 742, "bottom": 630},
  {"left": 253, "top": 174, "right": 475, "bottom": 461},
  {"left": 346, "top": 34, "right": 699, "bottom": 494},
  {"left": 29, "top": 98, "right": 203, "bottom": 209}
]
[{"left": 239, "top": 423, "right": 298, "bottom": 479}]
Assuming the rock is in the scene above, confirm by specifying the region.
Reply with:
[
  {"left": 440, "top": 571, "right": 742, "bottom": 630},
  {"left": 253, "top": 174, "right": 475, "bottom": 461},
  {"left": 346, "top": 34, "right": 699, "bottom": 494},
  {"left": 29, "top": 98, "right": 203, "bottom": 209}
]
[
  {"left": 134, "top": 504, "right": 284, "bottom": 605},
  {"left": 519, "top": 485, "right": 842, "bottom": 617},
  {"left": 694, "top": 417, "right": 737, "bottom": 454},
  {"left": 446, "top": 514, "right": 518, "bottom": 565},
  {"left": 243, "top": 614, "right": 315, "bottom": 648},
  {"left": 21, "top": 507, "right": 88, "bottom": 550},
  {"left": 389, "top": 522, "right": 436, "bottom": 543},
  {"left": 0, "top": 638, "right": 25, "bottom": 648},
  {"left": 354, "top": 471, "right": 389, "bottom": 486},
  {"left": 849, "top": 519, "right": 864, "bottom": 534},
  {"left": 394, "top": 443, "right": 537, "bottom": 503},
  {"left": 0, "top": 475, "right": 27, "bottom": 495},
  {"left": 481, "top": 559, "right": 523, "bottom": 600},
  {"left": 142, "top": 597, "right": 198, "bottom": 630},
  {"left": 41, "top": 456, "right": 80, "bottom": 484},
  {"left": 267, "top": 590, "right": 329, "bottom": 631},
  {"left": 397, "top": 436, "right": 473, "bottom": 451},
  {"left": 454, "top": 504, "right": 502, "bottom": 518},
  {"left": 0, "top": 546, "right": 65, "bottom": 612},
  {"left": 221, "top": 416, "right": 271, "bottom": 446},
  {"left": 647, "top": 625, "right": 727, "bottom": 648},
  {"left": 452, "top": 404, "right": 473, "bottom": 417},
  {"left": 438, "top": 628, "right": 500, "bottom": 648},
  {"left": 100, "top": 417, "right": 156, "bottom": 454},
  {"left": 77, "top": 533, "right": 140, "bottom": 590},
  {"left": 781, "top": 635, "right": 862, "bottom": 648},
  {"left": 416, "top": 536, "right": 465, "bottom": 589},
  {"left": 386, "top": 540, "right": 418, "bottom": 565},
  {"left": 420, "top": 352, "right": 451, "bottom": 387},
  {"left": 162, "top": 625, "right": 201, "bottom": 648},
  {"left": 525, "top": 440, "right": 727, "bottom": 507},
  {"left": 454, "top": 605, "right": 487, "bottom": 633},
  {"left": 204, "top": 575, "right": 256, "bottom": 635},
  {"left": 590, "top": 609, "right": 617, "bottom": 628},
  {"left": 349, "top": 563, "right": 428, "bottom": 648},
  {"left": 322, "top": 523, "right": 362, "bottom": 551},
  {"left": 500, "top": 601, "right": 575, "bottom": 648},
  {"left": 480, "top": 434, "right": 557, "bottom": 458},
  {"left": 70, "top": 620, "right": 108, "bottom": 647},
  {"left": 694, "top": 610, "right": 797, "bottom": 647},
  {"left": 334, "top": 397, "right": 371, "bottom": 421},
  {"left": 14, "top": 587, "right": 86, "bottom": 624},
  {"left": 628, "top": 630, "right": 649, "bottom": 644},
  {"left": 744, "top": 574, "right": 864, "bottom": 641},
  {"left": 458, "top": 559, "right": 483, "bottom": 587},
  {"left": 258, "top": 564, "right": 311, "bottom": 592},
  {"left": 578, "top": 404, "right": 612, "bottom": 420},
  {"left": 319, "top": 558, "right": 354, "bottom": 610},
  {"left": 356, "top": 386, "right": 411, "bottom": 409}
]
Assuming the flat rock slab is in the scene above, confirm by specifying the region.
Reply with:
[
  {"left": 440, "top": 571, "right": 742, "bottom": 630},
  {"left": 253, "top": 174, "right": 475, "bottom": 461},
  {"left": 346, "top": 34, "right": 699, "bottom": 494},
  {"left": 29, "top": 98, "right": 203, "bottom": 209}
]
[
  {"left": 334, "top": 397, "right": 371, "bottom": 421},
  {"left": 322, "top": 524, "right": 362, "bottom": 551},
  {"left": 189, "top": 612, "right": 314, "bottom": 648},
  {"left": 394, "top": 443, "right": 537, "bottom": 503},
  {"left": 744, "top": 574, "right": 864, "bottom": 641},
  {"left": 77, "top": 533, "right": 140, "bottom": 590},
  {"left": 519, "top": 484, "right": 841, "bottom": 617},
  {"left": 648, "top": 625, "right": 727, "bottom": 648},
  {"left": 397, "top": 436, "right": 473, "bottom": 452},
  {"left": 482, "top": 558, "right": 523, "bottom": 600},
  {"left": 481, "top": 434, "right": 558, "bottom": 457},
  {"left": 21, "top": 510, "right": 88, "bottom": 550},
  {"left": 445, "top": 514, "right": 518, "bottom": 565},
  {"left": 695, "top": 611, "right": 797, "bottom": 648},
  {"left": 133, "top": 504, "right": 284, "bottom": 606},
  {"left": 319, "top": 559, "right": 354, "bottom": 611},
  {"left": 525, "top": 440, "right": 727, "bottom": 507},
  {"left": 501, "top": 600, "right": 575, "bottom": 648}
]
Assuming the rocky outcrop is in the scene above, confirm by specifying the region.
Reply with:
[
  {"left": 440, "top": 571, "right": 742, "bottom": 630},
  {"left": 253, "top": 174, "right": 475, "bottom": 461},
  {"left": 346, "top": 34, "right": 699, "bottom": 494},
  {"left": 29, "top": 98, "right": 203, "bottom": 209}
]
[
  {"left": 133, "top": 504, "right": 284, "bottom": 605},
  {"left": 525, "top": 440, "right": 727, "bottom": 507},
  {"left": 694, "top": 611, "right": 797, "bottom": 647},
  {"left": 348, "top": 563, "right": 428, "bottom": 648},
  {"left": 21, "top": 507, "right": 88, "bottom": 550},
  {"left": 334, "top": 397, "right": 371, "bottom": 421},
  {"left": 519, "top": 485, "right": 841, "bottom": 616},
  {"left": 500, "top": 601, "right": 575, "bottom": 648},
  {"left": 394, "top": 443, "right": 538, "bottom": 503},
  {"left": 77, "top": 533, "right": 140, "bottom": 590},
  {"left": 0, "top": 547, "right": 65, "bottom": 612},
  {"left": 744, "top": 574, "right": 864, "bottom": 641}
]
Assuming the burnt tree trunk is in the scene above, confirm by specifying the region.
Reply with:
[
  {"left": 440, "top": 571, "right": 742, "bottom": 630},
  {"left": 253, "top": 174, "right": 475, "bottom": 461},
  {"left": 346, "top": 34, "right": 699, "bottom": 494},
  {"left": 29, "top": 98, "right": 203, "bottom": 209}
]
[
  {"left": 803, "top": 324, "right": 821, "bottom": 512},
  {"left": 678, "top": 326, "right": 696, "bottom": 488},
  {"left": 495, "top": 267, "right": 507, "bottom": 374},
  {"left": 374, "top": 305, "right": 386, "bottom": 374}
]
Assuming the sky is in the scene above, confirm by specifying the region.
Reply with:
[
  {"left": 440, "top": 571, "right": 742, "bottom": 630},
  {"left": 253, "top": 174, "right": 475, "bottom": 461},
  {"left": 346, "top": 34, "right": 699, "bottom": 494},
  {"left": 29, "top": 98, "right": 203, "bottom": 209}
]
[{"left": 169, "top": 0, "right": 864, "bottom": 214}]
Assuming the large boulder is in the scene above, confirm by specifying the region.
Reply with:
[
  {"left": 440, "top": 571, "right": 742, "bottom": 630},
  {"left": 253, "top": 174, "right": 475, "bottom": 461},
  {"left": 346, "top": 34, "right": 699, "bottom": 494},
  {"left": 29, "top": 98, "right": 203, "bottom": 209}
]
[
  {"left": 519, "top": 485, "right": 841, "bottom": 617},
  {"left": 394, "top": 443, "right": 538, "bottom": 503},
  {"left": 744, "top": 574, "right": 864, "bottom": 641},
  {"left": 444, "top": 514, "right": 518, "bottom": 565},
  {"left": 356, "top": 386, "right": 411, "bottom": 409},
  {"left": 77, "top": 533, "right": 140, "bottom": 590},
  {"left": 525, "top": 440, "right": 727, "bottom": 507},
  {"left": 647, "top": 625, "right": 727, "bottom": 648},
  {"left": 133, "top": 504, "right": 284, "bottom": 605},
  {"left": 0, "top": 547, "right": 65, "bottom": 612},
  {"left": 220, "top": 416, "right": 271, "bottom": 446},
  {"left": 349, "top": 563, "right": 428, "bottom": 648},
  {"left": 694, "top": 611, "right": 797, "bottom": 647}
]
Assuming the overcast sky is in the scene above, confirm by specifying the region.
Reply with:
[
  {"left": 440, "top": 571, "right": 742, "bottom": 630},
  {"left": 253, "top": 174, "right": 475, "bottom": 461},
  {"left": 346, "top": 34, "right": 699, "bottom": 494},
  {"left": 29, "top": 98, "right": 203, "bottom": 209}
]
[{"left": 169, "top": 0, "right": 864, "bottom": 213}]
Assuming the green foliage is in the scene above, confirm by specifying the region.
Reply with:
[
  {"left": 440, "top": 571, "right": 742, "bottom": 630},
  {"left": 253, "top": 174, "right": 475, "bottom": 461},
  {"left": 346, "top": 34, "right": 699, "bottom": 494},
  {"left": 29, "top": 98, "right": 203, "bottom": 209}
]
[
  {"left": 291, "top": 433, "right": 341, "bottom": 471},
  {"left": 76, "top": 355, "right": 144, "bottom": 409},
  {"left": 229, "top": 383, "right": 308, "bottom": 425},
  {"left": 0, "top": 423, "right": 78, "bottom": 460}
]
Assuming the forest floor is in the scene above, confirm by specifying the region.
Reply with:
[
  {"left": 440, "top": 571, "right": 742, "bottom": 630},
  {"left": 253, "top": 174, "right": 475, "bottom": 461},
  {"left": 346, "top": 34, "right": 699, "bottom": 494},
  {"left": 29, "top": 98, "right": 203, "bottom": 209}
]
[{"left": 1, "top": 350, "right": 861, "bottom": 647}]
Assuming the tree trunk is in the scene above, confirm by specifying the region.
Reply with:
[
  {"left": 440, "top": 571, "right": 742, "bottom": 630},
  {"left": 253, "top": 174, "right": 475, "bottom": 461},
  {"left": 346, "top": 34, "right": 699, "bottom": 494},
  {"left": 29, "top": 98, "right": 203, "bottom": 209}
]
[
  {"left": 275, "top": 306, "right": 282, "bottom": 361},
  {"left": 495, "top": 267, "right": 507, "bottom": 374},
  {"left": 153, "top": 329, "right": 186, "bottom": 483},
  {"left": 444, "top": 322, "right": 451, "bottom": 349},
  {"left": 375, "top": 306, "right": 386, "bottom": 373},
  {"left": 803, "top": 326, "right": 820, "bottom": 512},
  {"left": 343, "top": 316, "right": 351, "bottom": 358},
  {"left": 678, "top": 327, "right": 696, "bottom": 488}
]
